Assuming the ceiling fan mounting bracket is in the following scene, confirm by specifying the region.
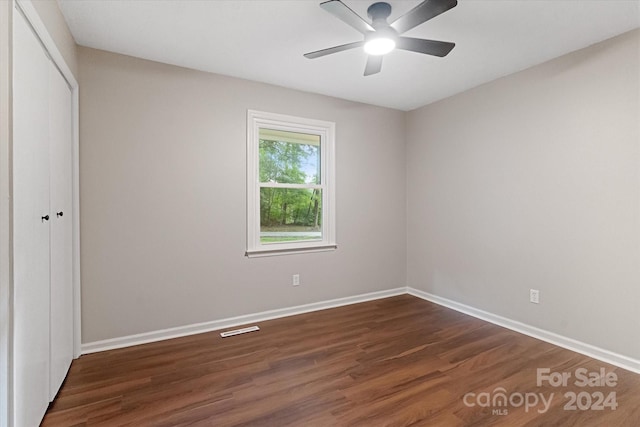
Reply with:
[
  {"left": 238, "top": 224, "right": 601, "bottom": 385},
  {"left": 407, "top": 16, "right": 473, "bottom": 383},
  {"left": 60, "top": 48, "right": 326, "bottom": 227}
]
[{"left": 367, "top": 2, "right": 392, "bottom": 24}]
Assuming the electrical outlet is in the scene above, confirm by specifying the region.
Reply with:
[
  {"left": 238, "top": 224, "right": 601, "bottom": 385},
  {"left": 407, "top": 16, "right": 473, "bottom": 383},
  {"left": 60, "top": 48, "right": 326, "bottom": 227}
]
[
  {"left": 292, "top": 274, "right": 300, "bottom": 286},
  {"left": 530, "top": 289, "right": 540, "bottom": 304}
]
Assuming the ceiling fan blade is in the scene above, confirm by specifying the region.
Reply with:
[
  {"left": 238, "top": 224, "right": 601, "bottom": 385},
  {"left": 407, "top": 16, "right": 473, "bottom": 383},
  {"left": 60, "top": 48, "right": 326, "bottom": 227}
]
[
  {"left": 390, "top": 0, "right": 457, "bottom": 34},
  {"left": 364, "top": 55, "right": 383, "bottom": 76},
  {"left": 320, "top": 0, "right": 374, "bottom": 34},
  {"left": 304, "top": 41, "right": 364, "bottom": 59},
  {"left": 396, "top": 37, "right": 455, "bottom": 57}
]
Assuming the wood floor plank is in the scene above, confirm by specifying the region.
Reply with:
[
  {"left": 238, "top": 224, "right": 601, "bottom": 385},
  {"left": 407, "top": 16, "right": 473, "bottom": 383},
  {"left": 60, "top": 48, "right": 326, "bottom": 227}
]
[{"left": 43, "top": 295, "right": 640, "bottom": 426}]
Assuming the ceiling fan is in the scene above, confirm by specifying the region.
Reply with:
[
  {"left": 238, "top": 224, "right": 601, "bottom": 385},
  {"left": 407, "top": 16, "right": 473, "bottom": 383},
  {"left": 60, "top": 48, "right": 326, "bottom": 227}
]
[{"left": 304, "top": 0, "right": 457, "bottom": 76}]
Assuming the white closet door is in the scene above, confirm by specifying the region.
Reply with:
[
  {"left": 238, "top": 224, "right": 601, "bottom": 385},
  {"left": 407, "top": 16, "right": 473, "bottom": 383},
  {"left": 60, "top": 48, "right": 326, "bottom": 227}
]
[
  {"left": 48, "top": 61, "right": 73, "bottom": 400},
  {"left": 13, "top": 9, "right": 51, "bottom": 427}
]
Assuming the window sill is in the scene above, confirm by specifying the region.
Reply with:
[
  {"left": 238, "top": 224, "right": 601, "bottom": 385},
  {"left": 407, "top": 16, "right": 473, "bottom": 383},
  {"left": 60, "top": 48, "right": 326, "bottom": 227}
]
[{"left": 245, "top": 244, "right": 337, "bottom": 258}]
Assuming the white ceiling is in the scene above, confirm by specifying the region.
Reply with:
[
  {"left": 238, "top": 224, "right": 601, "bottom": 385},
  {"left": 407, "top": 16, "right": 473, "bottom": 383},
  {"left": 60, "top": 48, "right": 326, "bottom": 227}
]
[{"left": 58, "top": 0, "right": 640, "bottom": 111}]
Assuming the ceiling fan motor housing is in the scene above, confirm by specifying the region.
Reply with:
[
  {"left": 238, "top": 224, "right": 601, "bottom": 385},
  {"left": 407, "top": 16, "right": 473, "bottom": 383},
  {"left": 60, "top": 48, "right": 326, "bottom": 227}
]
[{"left": 365, "top": 26, "right": 397, "bottom": 44}]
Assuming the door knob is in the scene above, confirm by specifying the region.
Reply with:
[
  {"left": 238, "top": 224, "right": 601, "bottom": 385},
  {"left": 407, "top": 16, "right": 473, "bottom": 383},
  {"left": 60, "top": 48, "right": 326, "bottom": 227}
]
[
  {"left": 41, "top": 215, "right": 49, "bottom": 222},
  {"left": 57, "top": 211, "right": 63, "bottom": 218}
]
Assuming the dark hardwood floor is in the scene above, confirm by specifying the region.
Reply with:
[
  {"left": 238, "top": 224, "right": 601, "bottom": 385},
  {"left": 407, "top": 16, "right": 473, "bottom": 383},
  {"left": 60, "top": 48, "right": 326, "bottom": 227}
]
[{"left": 43, "top": 295, "right": 640, "bottom": 426}]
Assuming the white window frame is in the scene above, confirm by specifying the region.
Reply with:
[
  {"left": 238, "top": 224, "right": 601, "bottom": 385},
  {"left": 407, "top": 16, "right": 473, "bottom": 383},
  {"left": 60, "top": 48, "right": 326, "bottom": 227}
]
[{"left": 246, "top": 110, "right": 336, "bottom": 257}]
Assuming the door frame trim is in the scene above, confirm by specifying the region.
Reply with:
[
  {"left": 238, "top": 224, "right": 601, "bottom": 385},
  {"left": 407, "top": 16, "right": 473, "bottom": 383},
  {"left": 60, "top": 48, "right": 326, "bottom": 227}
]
[{"left": 0, "top": 2, "right": 14, "bottom": 426}]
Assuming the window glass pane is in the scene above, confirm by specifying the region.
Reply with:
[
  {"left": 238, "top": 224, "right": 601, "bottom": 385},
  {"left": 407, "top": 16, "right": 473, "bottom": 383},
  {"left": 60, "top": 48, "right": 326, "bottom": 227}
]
[
  {"left": 259, "top": 128, "right": 320, "bottom": 185},
  {"left": 260, "top": 188, "right": 322, "bottom": 243}
]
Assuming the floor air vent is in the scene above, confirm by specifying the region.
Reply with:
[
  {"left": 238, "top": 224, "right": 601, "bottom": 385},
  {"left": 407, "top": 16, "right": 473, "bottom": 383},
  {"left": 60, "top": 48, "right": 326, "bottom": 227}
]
[{"left": 220, "top": 325, "right": 260, "bottom": 338}]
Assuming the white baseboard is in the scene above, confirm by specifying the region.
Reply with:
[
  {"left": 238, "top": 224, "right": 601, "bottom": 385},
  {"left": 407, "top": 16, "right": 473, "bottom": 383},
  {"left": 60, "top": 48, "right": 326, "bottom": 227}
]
[
  {"left": 82, "top": 286, "right": 640, "bottom": 375},
  {"left": 81, "top": 287, "right": 406, "bottom": 354},
  {"left": 407, "top": 287, "right": 640, "bottom": 375}
]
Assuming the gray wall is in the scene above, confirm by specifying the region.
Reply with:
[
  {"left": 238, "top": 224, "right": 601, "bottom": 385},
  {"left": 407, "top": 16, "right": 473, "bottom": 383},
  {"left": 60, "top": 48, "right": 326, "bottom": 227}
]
[
  {"left": 77, "top": 26, "right": 639, "bottom": 362},
  {"left": 406, "top": 29, "right": 640, "bottom": 360},
  {"left": 78, "top": 47, "right": 407, "bottom": 343}
]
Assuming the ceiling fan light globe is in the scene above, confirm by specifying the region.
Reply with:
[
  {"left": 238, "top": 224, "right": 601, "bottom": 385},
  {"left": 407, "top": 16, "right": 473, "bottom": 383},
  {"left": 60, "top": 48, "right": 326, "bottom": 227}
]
[{"left": 364, "top": 37, "right": 395, "bottom": 56}]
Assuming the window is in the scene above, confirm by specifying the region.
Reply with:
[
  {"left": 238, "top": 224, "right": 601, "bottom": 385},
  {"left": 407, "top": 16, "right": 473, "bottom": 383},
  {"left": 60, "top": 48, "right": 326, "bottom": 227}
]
[{"left": 246, "top": 110, "right": 336, "bottom": 257}]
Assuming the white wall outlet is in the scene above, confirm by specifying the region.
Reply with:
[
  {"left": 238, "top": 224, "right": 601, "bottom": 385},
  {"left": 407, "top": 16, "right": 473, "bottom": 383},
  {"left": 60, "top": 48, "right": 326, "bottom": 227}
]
[
  {"left": 530, "top": 289, "right": 540, "bottom": 304},
  {"left": 292, "top": 274, "right": 300, "bottom": 286}
]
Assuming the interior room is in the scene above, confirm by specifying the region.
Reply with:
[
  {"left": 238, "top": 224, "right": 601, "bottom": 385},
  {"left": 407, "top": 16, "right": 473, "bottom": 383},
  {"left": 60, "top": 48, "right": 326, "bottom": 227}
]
[{"left": 1, "top": 0, "right": 639, "bottom": 425}]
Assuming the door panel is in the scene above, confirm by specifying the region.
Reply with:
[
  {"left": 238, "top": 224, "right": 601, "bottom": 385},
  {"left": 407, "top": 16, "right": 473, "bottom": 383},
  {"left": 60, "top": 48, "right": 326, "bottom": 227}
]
[
  {"left": 48, "top": 61, "right": 73, "bottom": 400},
  {"left": 13, "top": 9, "right": 51, "bottom": 427}
]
